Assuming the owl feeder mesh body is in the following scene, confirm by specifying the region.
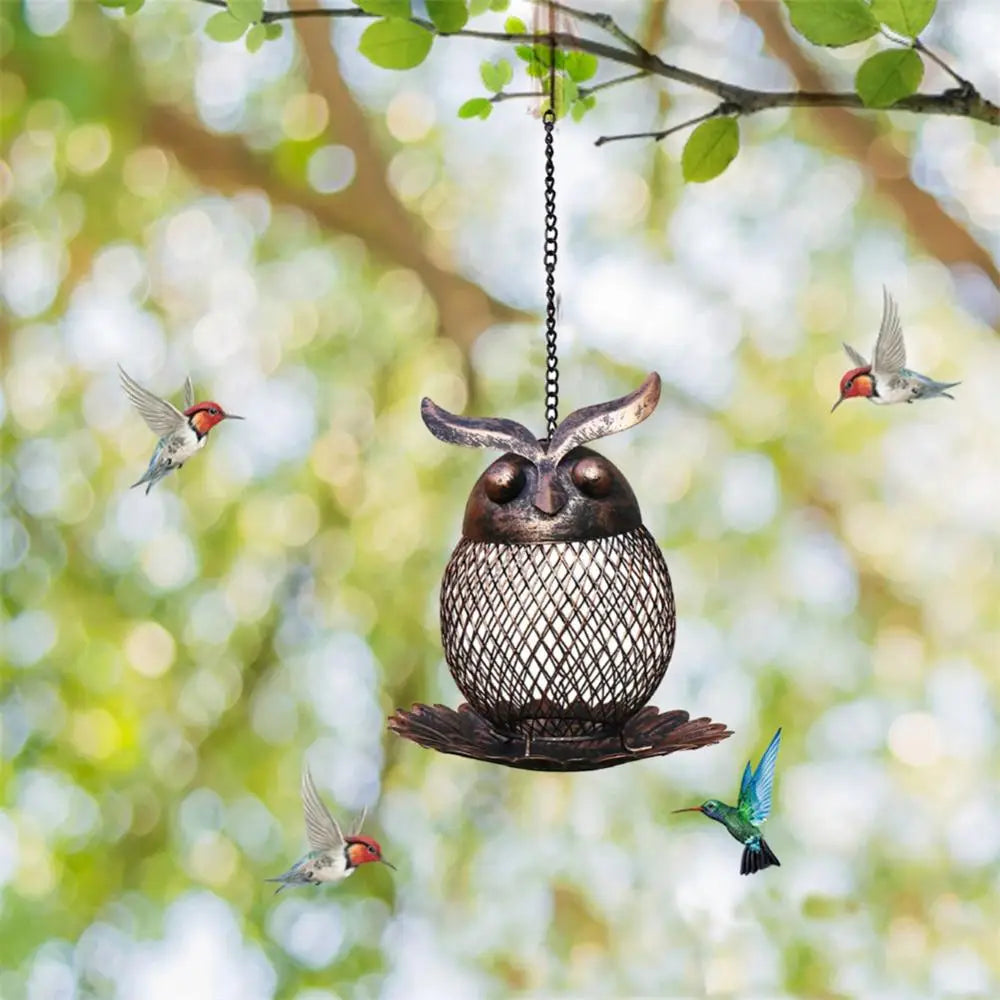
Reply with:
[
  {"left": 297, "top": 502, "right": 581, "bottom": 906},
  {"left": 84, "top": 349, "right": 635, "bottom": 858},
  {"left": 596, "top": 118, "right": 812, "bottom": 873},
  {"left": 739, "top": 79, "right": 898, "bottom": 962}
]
[
  {"left": 389, "top": 373, "right": 731, "bottom": 769},
  {"left": 441, "top": 527, "right": 675, "bottom": 739}
]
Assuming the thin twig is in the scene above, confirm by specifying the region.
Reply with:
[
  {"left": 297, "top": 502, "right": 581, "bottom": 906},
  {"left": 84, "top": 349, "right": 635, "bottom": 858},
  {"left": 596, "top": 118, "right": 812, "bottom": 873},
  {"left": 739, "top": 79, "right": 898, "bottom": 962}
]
[
  {"left": 488, "top": 72, "right": 644, "bottom": 106},
  {"left": 489, "top": 89, "right": 545, "bottom": 104},
  {"left": 595, "top": 104, "right": 734, "bottom": 147},
  {"left": 581, "top": 70, "right": 649, "bottom": 98},
  {"left": 532, "top": 0, "right": 651, "bottom": 57},
  {"left": 194, "top": 0, "right": 367, "bottom": 19},
  {"left": 188, "top": 0, "right": 1000, "bottom": 128},
  {"left": 912, "top": 37, "right": 973, "bottom": 92},
  {"left": 878, "top": 25, "right": 972, "bottom": 92}
]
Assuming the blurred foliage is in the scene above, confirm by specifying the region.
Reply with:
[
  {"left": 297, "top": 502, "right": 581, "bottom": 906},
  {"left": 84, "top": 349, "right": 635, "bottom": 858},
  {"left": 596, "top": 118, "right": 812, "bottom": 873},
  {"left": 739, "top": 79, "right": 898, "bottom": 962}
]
[{"left": 2, "top": 1, "right": 1000, "bottom": 999}]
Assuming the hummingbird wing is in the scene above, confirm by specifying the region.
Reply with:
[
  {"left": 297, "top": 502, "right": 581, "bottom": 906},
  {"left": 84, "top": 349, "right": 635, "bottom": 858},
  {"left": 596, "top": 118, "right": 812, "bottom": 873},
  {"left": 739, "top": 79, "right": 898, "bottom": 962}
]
[
  {"left": 871, "top": 287, "right": 907, "bottom": 376},
  {"left": 183, "top": 375, "right": 194, "bottom": 410},
  {"left": 738, "top": 728, "right": 782, "bottom": 824},
  {"left": 119, "top": 366, "right": 187, "bottom": 437},
  {"left": 842, "top": 343, "right": 869, "bottom": 368},
  {"left": 738, "top": 760, "right": 754, "bottom": 806},
  {"left": 301, "top": 766, "right": 345, "bottom": 853},
  {"left": 350, "top": 805, "right": 368, "bottom": 837}
]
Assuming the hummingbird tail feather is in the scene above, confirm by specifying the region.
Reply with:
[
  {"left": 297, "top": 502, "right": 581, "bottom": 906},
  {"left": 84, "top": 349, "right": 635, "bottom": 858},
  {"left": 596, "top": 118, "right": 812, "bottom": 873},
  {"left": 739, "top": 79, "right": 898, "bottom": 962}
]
[{"left": 740, "top": 837, "right": 780, "bottom": 876}]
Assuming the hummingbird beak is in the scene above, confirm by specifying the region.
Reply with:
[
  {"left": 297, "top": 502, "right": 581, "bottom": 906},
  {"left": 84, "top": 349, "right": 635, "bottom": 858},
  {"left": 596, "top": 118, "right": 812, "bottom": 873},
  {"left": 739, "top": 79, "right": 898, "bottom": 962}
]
[
  {"left": 830, "top": 396, "right": 845, "bottom": 413},
  {"left": 380, "top": 859, "right": 397, "bottom": 871},
  {"left": 225, "top": 413, "right": 245, "bottom": 421},
  {"left": 672, "top": 806, "right": 704, "bottom": 814}
]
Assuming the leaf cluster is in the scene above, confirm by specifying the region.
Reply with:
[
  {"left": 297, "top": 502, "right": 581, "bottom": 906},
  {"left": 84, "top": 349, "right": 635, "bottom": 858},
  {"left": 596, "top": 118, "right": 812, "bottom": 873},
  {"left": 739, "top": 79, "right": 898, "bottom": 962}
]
[{"left": 104, "top": 0, "right": 986, "bottom": 183}]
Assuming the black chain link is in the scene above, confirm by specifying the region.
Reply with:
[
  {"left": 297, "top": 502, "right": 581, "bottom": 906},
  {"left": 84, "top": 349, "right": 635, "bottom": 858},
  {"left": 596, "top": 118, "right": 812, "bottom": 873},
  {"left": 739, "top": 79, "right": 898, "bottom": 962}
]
[{"left": 543, "top": 21, "right": 559, "bottom": 439}]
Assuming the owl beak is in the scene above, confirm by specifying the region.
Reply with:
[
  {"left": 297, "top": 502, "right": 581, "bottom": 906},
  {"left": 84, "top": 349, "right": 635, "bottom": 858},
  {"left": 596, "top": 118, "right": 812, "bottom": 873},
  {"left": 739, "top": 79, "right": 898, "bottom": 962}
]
[{"left": 533, "top": 472, "right": 567, "bottom": 515}]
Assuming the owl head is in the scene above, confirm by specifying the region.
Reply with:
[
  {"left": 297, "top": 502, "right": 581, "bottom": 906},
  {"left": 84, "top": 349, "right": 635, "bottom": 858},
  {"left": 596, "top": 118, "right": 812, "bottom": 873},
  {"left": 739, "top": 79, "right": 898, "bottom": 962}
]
[{"left": 422, "top": 373, "right": 661, "bottom": 544}]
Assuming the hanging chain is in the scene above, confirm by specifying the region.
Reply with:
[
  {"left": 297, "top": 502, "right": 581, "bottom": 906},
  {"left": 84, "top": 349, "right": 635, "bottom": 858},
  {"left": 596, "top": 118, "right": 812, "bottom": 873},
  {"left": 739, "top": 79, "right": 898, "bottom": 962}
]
[
  {"left": 543, "top": 112, "right": 558, "bottom": 438},
  {"left": 542, "top": 3, "right": 559, "bottom": 440},
  {"left": 542, "top": 7, "right": 559, "bottom": 439}
]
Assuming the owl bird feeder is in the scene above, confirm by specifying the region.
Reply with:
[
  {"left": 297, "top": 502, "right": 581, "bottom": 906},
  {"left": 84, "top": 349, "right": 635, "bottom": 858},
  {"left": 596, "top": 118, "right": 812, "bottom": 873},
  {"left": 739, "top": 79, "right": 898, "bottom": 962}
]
[
  {"left": 388, "top": 9, "right": 729, "bottom": 770},
  {"left": 388, "top": 373, "right": 731, "bottom": 771}
]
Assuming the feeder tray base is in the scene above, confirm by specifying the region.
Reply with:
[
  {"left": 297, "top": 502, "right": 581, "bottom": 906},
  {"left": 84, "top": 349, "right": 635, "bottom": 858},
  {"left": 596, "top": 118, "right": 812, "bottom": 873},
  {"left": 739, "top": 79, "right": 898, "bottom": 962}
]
[{"left": 387, "top": 703, "right": 731, "bottom": 772}]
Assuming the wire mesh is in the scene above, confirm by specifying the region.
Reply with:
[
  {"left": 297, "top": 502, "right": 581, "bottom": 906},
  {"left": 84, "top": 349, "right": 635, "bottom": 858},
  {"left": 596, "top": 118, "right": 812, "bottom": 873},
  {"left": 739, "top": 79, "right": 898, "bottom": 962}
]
[{"left": 440, "top": 525, "right": 676, "bottom": 739}]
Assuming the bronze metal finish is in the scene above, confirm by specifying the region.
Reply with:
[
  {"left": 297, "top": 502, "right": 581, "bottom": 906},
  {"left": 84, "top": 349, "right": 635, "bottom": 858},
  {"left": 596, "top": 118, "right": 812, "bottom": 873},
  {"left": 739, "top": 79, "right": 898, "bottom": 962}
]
[
  {"left": 462, "top": 447, "right": 641, "bottom": 544},
  {"left": 440, "top": 525, "right": 675, "bottom": 737},
  {"left": 388, "top": 704, "right": 732, "bottom": 772},
  {"left": 389, "top": 372, "right": 730, "bottom": 769}
]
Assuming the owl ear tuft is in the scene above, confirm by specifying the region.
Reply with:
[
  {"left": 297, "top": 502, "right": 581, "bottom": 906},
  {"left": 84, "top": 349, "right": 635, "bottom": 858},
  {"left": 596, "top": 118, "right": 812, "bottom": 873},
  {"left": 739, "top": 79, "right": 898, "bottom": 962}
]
[
  {"left": 421, "top": 398, "right": 543, "bottom": 462},
  {"left": 547, "top": 372, "right": 661, "bottom": 464}
]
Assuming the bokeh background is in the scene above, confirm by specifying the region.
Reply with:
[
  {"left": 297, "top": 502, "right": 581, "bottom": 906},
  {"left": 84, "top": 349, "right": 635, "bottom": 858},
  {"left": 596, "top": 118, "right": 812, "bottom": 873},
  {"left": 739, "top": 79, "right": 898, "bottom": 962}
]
[{"left": 3, "top": 1, "right": 999, "bottom": 997}]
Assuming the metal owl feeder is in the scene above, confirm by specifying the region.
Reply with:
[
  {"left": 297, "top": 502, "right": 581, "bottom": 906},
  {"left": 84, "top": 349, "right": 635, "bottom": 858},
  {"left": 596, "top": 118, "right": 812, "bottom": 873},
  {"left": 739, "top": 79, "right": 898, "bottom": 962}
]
[
  {"left": 388, "top": 373, "right": 730, "bottom": 771},
  {"left": 388, "top": 12, "right": 728, "bottom": 770}
]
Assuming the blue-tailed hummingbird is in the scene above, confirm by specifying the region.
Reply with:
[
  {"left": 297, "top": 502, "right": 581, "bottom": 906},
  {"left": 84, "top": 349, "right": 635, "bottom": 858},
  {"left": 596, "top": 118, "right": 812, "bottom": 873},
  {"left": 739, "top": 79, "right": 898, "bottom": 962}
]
[{"left": 673, "top": 727, "right": 782, "bottom": 876}]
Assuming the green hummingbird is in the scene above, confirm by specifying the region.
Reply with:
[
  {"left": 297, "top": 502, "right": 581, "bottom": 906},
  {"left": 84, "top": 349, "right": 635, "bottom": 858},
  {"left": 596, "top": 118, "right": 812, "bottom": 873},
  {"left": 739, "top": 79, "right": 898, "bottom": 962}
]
[{"left": 673, "top": 727, "right": 782, "bottom": 875}]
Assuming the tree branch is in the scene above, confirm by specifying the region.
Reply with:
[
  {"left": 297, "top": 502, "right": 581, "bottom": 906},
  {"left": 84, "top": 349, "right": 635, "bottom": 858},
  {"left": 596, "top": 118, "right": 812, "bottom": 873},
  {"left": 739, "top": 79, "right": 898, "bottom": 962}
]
[
  {"left": 595, "top": 104, "right": 735, "bottom": 147},
  {"left": 735, "top": 0, "right": 1000, "bottom": 290},
  {"left": 190, "top": 0, "right": 999, "bottom": 128},
  {"left": 145, "top": 105, "right": 530, "bottom": 350},
  {"left": 598, "top": 85, "right": 999, "bottom": 145},
  {"left": 489, "top": 71, "right": 646, "bottom": 106}
]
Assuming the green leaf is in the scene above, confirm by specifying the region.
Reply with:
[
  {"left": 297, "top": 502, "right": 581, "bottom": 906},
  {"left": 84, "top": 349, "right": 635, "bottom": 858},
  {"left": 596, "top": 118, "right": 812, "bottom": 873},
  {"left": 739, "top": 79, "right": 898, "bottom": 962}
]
[
  {"left": 783, "top": 0, "right": 878, "bottom": 46},
  {"left": 264, "top": 22, "right": 283, "bottom": 39},
  {"left": 227, "top": 0, "right": 262, "bottom": 24},
  {"left": 97, "top": 0, "right": 129, "bottom": 7},
  {"left": 123, "top": 0, "right": 144, "bottom": 12},
  {"left": 426, "top": 0, "right": 468, "bottom": 32},
  {"left": 681, "top": 117, "right": 740, "bottom": 183},
  {"left": 246, "top": 22, "right": 267, "bottom": 52},
  {"left": 468, "top": 0, "right": 490, "bottom": 14},
  {"left": 570, "top": 94, "right": 596, "bottom": 122},
  {"left": 205, "top": 10, "right": 249, "bottom": 42},
  {"left": 855, "top": 48, "right": 924, "bottom": 107},
  {"left": 565, "top": 51, "right": 598, "bottom": 83},
  {"left": 489, "top": 0, "right": 510, "bottom": 10},
  {"left": 554, "top": 76, "right": 578, "bottom": 118},
  {"left": 871, "top": 0, "right": 937, "bottom": 37},
  {"left": 504, "top": 15, "right": 527, "bottom": 34},
  {"left": 358, "top": 18, "right": 433, "bottom": 69},
  {"left": 479, "top": 58, "right": 512, "bottom": 93},
  {"left": 357, "top": 0, "right": 411, "bottom": 15},
  {"left": 458, "top": 97, "right": 493, "bottom": 120}
]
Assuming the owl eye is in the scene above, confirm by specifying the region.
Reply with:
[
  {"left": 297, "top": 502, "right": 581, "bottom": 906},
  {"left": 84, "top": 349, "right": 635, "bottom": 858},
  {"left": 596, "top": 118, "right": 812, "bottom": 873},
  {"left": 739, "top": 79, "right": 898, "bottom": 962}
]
[
  {"left": 483, "top": 461, "right": 525, "bottom": 504},
  {"left": 571, "top": 456, "right": 613, "bottom": 498}
]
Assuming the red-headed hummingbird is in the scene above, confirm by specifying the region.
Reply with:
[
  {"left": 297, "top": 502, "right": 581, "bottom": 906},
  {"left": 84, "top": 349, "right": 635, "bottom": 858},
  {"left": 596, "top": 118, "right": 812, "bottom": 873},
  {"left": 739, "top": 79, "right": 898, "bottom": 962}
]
[
  {"left": 266, "top": 765, "right": 394, "bottom": 894},
  {"left": 673, "top": 727, "right": 782, "bottom": 876},
  {"left": 831, "top": 288, "right": 960, "bottom": 411},
  {"left": 119, "top": 365, "right": 243, "bottom": 494}
]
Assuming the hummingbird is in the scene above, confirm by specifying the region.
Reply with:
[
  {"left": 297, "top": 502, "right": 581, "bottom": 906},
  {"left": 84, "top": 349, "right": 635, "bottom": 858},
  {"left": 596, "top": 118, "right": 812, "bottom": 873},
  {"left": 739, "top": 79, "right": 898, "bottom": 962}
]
[
  {"left": 119, "top": 365, "right": 243, "bottom": 494},
  {"left": 831, "top": 287, "right": 960, "bottom": 411},
  {"left": 673, "top": 727, "right": 782, "bottom": 876},
  {"left": 266, "top": 765, "right": 394, "bottom": 894}
]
